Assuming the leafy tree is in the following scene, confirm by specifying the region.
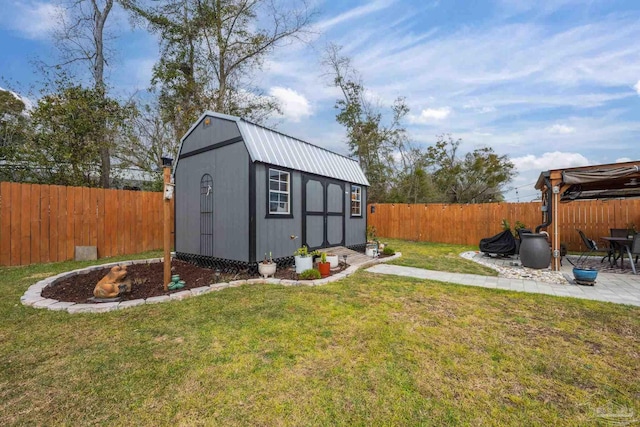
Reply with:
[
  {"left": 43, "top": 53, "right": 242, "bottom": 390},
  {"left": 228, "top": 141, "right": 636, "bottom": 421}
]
[
  {"left": 323, "top": 44, "right": 409, "bottom": 203},
  {"left": 426, "top": 135, "right": 515, "bottom": 203},
  {"left": 21, "top": 84, "right": 132, "bottom": 186},
  {"left": 114, "top": 100, "right": 177, "bottom": 191},
  {"left": 52, "top": 0, "right": 116, "bottom": 187},
  {"left": 122, "top": 0, "right": 314, "bottom": 138},
  {"left": 388, "top": 147, "right": 439, "bottom": 203},
  {"left": 0, "top": 89, "right": 28, "bottom": 159}
]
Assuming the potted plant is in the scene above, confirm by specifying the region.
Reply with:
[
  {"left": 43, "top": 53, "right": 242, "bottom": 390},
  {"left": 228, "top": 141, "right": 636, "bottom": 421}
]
[
  {"left": 317, "top": 252, "right": 330, "bottom": 278},
  {"left": 258, "top": 252, "right": 277, "bottom": 278},
  {"left": 294, "top": 245, "right": 315, "bottom": 274},
  {"left": 568, "top": 254, "right": 598, "bottom": 286},
  {"left": 324, "top": 252, "right": 339, "bottom": 269}
]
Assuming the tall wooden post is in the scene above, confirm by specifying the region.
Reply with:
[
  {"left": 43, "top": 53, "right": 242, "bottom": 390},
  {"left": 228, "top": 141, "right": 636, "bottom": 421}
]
[{"left": 162, "top": 156, "right": 173, "bottom": 291}]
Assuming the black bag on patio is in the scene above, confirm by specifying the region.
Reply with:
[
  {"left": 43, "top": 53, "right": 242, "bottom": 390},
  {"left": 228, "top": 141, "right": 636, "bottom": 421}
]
[{"left": 479, "top": 230, "right": 517, "bottom": 256}]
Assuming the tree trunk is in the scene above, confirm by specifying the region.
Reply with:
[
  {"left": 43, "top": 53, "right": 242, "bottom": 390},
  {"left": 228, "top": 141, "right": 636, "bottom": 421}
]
[{"left": 92, "top": 0, "right": 113, "bottom": 188}]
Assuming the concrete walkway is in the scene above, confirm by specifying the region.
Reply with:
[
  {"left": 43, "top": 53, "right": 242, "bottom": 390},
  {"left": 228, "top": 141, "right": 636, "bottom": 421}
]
[{"left": 365, "top": 264, "right": 640, "bottom": 307}]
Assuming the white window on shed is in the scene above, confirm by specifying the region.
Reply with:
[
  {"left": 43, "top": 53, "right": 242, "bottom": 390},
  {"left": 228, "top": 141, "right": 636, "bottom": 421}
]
[
  {"left": 269, "top": 168, "right": 290, "bottom": 214},
  {"left": 351, "top": 185, "right": 362, "bottom": 216}
]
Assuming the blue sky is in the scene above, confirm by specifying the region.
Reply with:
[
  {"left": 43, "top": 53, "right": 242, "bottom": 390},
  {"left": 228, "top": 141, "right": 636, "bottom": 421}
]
[{"left": 1, "top": 0, "right": 640, "bottom": 201}]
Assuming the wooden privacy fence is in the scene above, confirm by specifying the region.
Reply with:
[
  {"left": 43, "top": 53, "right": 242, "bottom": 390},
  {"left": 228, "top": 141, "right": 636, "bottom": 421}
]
[
  {"left": 368, "top": 200, "right": 640, "bottom": 252},
  {"left": 0, "top": 182, "right": 174, "bottom": 267}
]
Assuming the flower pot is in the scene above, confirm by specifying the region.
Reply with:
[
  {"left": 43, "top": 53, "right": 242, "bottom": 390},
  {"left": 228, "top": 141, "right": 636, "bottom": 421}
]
[
  {"left": 365, "top": 243, "right": 378, "bottom": 257},
  {"left": 258, "top": 262, "right": 277, "bottom": 278},
  {"left": 294, "top": 255, "right": 313, "bottom": 274},
  {"left": 326, "top": 254, "right": 339, "bottom": 269},
  {"left": 519, "top": 233, "right": 551, "bottom": 269},
  {"left": 318, "top": 262, "right": 330, "bottom": 278},
  {"left": 573, "top": 267, "right": 597, "bottom": 285}
]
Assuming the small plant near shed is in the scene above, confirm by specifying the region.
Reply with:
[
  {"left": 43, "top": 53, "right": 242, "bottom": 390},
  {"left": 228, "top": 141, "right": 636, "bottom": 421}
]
[
  {"left": 317, "top": 252, "right": 330, "bottom": 278},
  {"left": 366, "top": 225, "right": 377, "bottom": 242},
  {"left": 299, "top": 269, "right": 321, "bottom": 280},
  {"left": 383, "top": 246, "right": 395, "bottom": 256}
]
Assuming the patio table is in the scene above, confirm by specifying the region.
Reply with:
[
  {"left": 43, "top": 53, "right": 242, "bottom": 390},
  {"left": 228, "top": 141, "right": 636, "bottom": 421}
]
[{"left": 601, "top": 236, "right": 636, "bottom": 274}]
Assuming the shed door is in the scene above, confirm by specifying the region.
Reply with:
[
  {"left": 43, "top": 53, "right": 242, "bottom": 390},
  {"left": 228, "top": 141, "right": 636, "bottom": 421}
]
[
  {"left": 200, "top": 174, "right": 214, "bottom": 256},
  {"left": 302, "top": 175, "right": 344, "bottom": 250}
]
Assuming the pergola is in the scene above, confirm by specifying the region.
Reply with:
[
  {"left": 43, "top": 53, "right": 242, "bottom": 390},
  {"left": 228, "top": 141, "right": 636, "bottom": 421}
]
[{"left": 534, "top": 161, "right": 640, "bottom": 271}]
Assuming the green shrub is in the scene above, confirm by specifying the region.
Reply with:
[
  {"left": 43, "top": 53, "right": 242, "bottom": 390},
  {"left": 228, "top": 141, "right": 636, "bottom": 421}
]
[
  {"left": 299, "top": 269, "right": 321, "bottom": 280},
  {"left": 383, "top": 246, "right": 395, "bottom": 255}
]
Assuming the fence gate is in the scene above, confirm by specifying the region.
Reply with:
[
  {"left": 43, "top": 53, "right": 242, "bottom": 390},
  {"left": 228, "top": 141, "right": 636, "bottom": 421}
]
[{"left": 200, "top": 174, "right": 214, "bottom": 256}]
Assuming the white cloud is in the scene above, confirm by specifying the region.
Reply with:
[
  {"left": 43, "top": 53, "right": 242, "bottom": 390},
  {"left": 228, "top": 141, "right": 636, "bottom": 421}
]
[
  {"left": 409, "top": 107, "right": 451, "bottom": 123},
  {"left": 4, "top": 1, "right": 64, "bottom": 40},
  {"left": 512, "top": 152, "right": 589, "bottom": 172},
  {"left": 269, "top": 86, "right": 312, "bottom": 122},
  {"left": 634, "top": 80, "right": 640, "bottom": 95},
  {"left": 315, "top": 0, "right": 396, "bottom": 31},
  {"left": 547, "top": 124, "right": 576, "bottom": 134},
  {"left": 616, "top": 157, "right": 632, "bottom": 163},
  {"left": 462, "top": 100, "right": 496, "bottom": 113}
]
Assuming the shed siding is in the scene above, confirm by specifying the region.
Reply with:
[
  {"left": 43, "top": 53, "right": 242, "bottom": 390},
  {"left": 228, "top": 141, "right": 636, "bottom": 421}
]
[
  {"left": 175, "top": 155, "right": 205, "bottom": 255},
  {"left": 255, "top": 163, "right": 301, "bottom": 260},
  {"left": 345, "top": 186, "right": 367, "bottom": 246},
  {"left": 180, "top": 115, "right": 241, "bottom": 156},
  {"left": 175, "top": 141, "right": 249, "bottom": 262}
]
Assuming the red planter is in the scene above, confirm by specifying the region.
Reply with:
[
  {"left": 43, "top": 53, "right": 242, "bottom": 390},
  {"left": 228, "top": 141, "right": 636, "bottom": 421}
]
[{"left": 318, "top": 262, "right": 330, "bottom": 278}]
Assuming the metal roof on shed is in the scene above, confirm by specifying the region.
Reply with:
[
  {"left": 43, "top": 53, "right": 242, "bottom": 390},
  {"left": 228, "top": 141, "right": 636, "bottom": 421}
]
[{"left": 180, "top": 111, "right": 369, "bottom": 186}]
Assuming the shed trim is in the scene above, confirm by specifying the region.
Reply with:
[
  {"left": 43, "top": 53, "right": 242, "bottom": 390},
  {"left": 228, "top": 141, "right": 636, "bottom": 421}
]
[
  {"left": 264, "top": 164, "right": 295, "bottom": 219},
  {"left": 248, "top": 159, "right": 256, "bottom": 263},
  {"left": 179, "top": 136, "right": 244, "bottom": 160}
]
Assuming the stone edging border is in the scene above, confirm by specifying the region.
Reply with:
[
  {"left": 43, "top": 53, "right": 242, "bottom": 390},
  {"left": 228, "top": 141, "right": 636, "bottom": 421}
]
[{"left": 21, "top": 253, "right": 403, "bottom": 314}]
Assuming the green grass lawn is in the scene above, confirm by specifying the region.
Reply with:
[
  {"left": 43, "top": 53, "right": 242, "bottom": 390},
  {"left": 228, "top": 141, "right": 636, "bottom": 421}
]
[
  {"left": 382, "top": 238, "right": 498, "bottom": 275},
  {"left": 1, "top": 243, "right": 638, "bottom": 426}
]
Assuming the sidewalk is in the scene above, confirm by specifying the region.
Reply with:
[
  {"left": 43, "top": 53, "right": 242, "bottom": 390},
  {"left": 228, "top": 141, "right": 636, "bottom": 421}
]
[{"left": 365, "top": 263, "right": 640, "bottom": 307}]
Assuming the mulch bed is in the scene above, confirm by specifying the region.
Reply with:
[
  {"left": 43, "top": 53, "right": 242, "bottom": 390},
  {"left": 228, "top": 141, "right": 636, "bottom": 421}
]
[{"left": 41, "top": 259, "right": 349, "bottom": 304}]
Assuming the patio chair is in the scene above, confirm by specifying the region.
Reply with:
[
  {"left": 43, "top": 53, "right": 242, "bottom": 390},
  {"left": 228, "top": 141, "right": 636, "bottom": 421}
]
[
  {"left": 603, "top": 228, "right": 629, "bottom": 264},
  {"left": 573, "top": 229, "right": 600, "bottom": 266},
  {"left": 630, "top": 234, "right": 640, "bottom": 274}
]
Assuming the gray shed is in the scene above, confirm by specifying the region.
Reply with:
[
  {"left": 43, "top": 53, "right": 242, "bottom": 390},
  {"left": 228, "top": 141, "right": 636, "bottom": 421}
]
[{"left": 173, "top": 111, "right": 369, "bottom": 270}]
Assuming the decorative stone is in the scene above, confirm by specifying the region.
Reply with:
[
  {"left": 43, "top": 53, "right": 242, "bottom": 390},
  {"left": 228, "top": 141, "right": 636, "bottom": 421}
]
[
  {"left": 169, "top": 291, "right": 193, "bottom": 300},
  {"left": 21, "top": 296, "right": 46, "bottom": 306},
  {"left": 190, "top": 286, "right": 211, "bottom": 296},
  {"left": 91, "top": 302, "right": 121, "bottom": 312},
  {"left": 118, "top": 299, "right": 146, "bottom": 309},
  {"left": 344, "top": 266, "right": 359, "bottom": 275},
  {"left": 74, "top": 246, "right": 97, "bottom": 261},
  {"left": 67, "top": 303, "right": 103, "bottom": 314},
  {"left": 32, "top": 298, "right": 59, "bottom": 308},
  {"left": 48, "top": 301, "right": 76, "bottom": 311},
  {"left": 145, "top": 295, "right": 170, "bottom": 304},
  {"left": 88, "top": 296, "right": 122, "bottom": 303}
]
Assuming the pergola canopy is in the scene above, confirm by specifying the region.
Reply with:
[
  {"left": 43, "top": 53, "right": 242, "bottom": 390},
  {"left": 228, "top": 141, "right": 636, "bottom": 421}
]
[
  {"left": 534, "top": 160, "right": 640, "bottom": 271},
  {"left": 535, "top": 161, "right": 640, "bottom": 201}
]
